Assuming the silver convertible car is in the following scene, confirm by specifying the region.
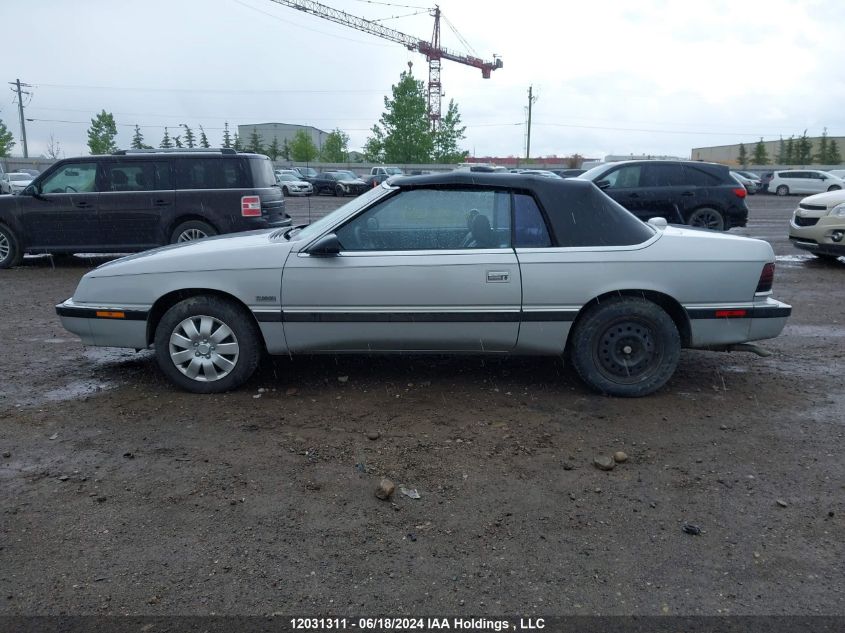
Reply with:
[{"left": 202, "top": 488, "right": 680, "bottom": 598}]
[{"left": 56, "top": 173, "right": 791, "bottom": 397}]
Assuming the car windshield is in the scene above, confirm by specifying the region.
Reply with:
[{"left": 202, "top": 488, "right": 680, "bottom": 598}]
[
  {"left": 277, "top": 174, "right": 297, "bottom": 181},
  {"left": 291, "top": 185, "right": 393, "bottom": 242},
  {"left": 10, "top": 174, "right": 30, "bottom": 182},
  {"left": 385, "top": 167, "right": 403, "bottom": 175},
  {"left": 333, "top": 171, "right": 357, "bottom": 179},
  {"left": 578, "top": 163, "right": 618, "bottom": 181}
]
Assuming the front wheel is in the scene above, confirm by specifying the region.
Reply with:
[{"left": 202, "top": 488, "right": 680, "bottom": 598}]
[
  {"left": 154, "top": 296, "right": 262, "bottom": 393},
  {"left": 828, "top": 185, "right": 841, "bottom": 192},
  {"left": 171, "top": 220, "right": 217, "bottom": 244},
  {"left": 569, "top": 297, "right": 680, "bottom": 397},
  {"left": 0, "top": 224, "right": 23, "bottom": 269},
  {"left": 334, "top": 185, "right": 344, "bottom": 197},
  {"left": 282, "top": 186, "right": 290, "bottom": 196},
  {"left": 687, "top": 207, "right": 725, "bottom": 231},
  {"left": 776, "top": 185, "right": 789, "bottom": 196}
]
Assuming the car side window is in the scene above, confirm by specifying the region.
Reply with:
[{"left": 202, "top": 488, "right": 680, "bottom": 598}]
[
  {"left": 682, "top": 166, "right": 720, "bottom": 186},
  {"left": 175, "top": 158, "right": 248, "bottom": 190},
  {"left": 336, "top": 189, "right": 511, "bottom": 251},
  {"left": 104, "top": 163, "right": 158, "bottom": 192},
  {"left": 601, "top": 165, "right": 642, "bottom": 189},
  {"left": 40, "top": 163, "right": 98, "bottom": 194},
  {"left": 513, "top": 194, "right": 552, "bottom": 247},
  {"left": 642, "top": 164, "right": 685, "bottom": 187}
]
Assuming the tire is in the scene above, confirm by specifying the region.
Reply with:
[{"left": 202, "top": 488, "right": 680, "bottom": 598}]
[
  {"left": 827, "top": 185, "right": 841, "bottom": 192},
  {"left": 687, "top": 207, "right": 725, "bottom": 231},
  {"left": 334, "top": 185, "right": 344, "bottom": 197},
  {"left": 0, "top": 224, "right": 23, "bottom": 269},
  {"left": 170, "top": 220, "right": 217, "bottom": 244},
  {"left": 776, "top": 185, "right": 789, "bottom": 196},
  {"left": 569, "top": 297, "right": 681, "bottom": 397},
  {"left": 282, "top": 186, "right": 290, "bottom": 196},
  {"left": 154, "top": 296, "right": 262, "bottom": 393}
]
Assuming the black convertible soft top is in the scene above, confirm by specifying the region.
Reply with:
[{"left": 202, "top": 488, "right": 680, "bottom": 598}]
[{"left": 391, "top": 172, "right": 655, "bottom": 247}]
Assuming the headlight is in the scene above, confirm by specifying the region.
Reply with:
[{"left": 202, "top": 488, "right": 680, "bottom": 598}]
[{"left": 830, "top": 203, "right": 845, "bottom": 217}]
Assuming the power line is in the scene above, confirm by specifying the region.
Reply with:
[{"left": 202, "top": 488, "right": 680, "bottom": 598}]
[
  {"left": 347, "top": 0, "right": 430, "bottom": 10},
  {"left": 34, "top": 82, "right": 389, "bottom": 95}
]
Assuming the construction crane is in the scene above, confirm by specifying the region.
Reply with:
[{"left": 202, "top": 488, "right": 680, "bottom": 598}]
[{"left": 267, "top": 0, "right": 503, "bottom": 130}]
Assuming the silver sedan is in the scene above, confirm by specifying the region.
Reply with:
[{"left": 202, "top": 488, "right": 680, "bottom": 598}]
[{"left": 57, "top": 173, "right": 791, "bottom": 397}]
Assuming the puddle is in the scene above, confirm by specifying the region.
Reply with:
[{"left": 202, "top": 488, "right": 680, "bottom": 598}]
[{"left": 41, "top": 380, "right": 115, "bottom": 403}]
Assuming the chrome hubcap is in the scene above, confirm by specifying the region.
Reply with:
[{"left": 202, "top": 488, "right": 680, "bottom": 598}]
[
  {"left": 178, "top": 228, "right": 208, "bottom": 242},
  {"left": 0, "top": 233, "right": 9, "bottom": 261},
  {"left": 169, "top": 315, "right": 239, "bottom": 382}
]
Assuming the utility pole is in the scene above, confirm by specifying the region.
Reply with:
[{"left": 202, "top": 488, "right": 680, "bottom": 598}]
[
  {"left": 9, "top": 79, "right": 31, "bottom": 158},
  {"left": 525, "top": 85, "right": 537, "bottom": 161}
]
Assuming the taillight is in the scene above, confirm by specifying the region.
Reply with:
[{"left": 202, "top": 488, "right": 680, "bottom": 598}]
[
  {"left": 756, "top": 262, "right": 775, "bottom": 293},
  {"left": 241, "top": 195, "right": 261, "bottom": 217},
  {"left": 732, "top": 187, "right": 747, "bottom": 199}
]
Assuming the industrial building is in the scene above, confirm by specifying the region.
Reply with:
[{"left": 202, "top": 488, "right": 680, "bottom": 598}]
[
  {"left": 692, "top": 136, "right": 845, "bottom": 165},
  {"left": 238, "top": 123, "right": 328, "bottom": 151}
]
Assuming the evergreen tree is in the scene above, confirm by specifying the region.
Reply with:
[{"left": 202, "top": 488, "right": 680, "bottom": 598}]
[
  {"left": 289, "top": 129, "right": 318, "bottom": 162},
  {"left": 248, "top": 128, "right": 264, "bottom": 154},
  {"left": 198, "top": 125, "right": 210, "bottom": 149},
  {"left": 131, "top": 125, "right": 145, "bottom": 150},
  {"left": 784, "top": 136, "right": 795, "bottom": 165},
  {"left": 752, "top": 138, "right": 768, "bottom": 165},
  {"left": 232, "top": 133, "right": 242, "bottom": 151},
  {"left": 776, "top": 136, "right": 785, "bottom": 164},
  {"left": 182, "top": 125, "right": 196, "bottom": 149},
  {"left": 266, "top": 137, "right": 281, "bottom": 160},
  {"left": 173, "top": 135, "right": 183, "bottom": 148},
  {"left": 737, "top": 143, "right": 748, "bottom": 168},
  {"left": 222, "top": 122, "right": 232, "bottom": 149},
  {"left": 281, "top": 138, "right": 291, "bottom": 161},
  {"left": 829, "top": 139, "right": 842, "bottom": 165},
  {"left": 433, "top": 99, "right": 468, "bottom": 163},
  {"left": 366, "top": 69, "right": 433, "bottom": 163},
  {"left": 797, "top": 130, "right": 812, "bottom": 164},
  {"left": 320, "top": 128, "right": 349, "bottom": 162},
  {"left": 0, "top": 118, "right": 15, "bottom": 157},
  {"left": 815, "top": 128, "right": 829, "bottom": 164},
  {"left": 87, "top": 110, "right": 118, "bottom": 155},
  {"left": 160, "top": 127, "right": 174, "bottom": 149}
]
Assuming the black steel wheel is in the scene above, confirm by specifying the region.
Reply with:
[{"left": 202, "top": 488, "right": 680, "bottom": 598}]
[{"left": 570, "top": 297, "right": 680, "bottom": 397}]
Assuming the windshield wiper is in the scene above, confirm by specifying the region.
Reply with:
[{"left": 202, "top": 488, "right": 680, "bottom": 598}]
[{"left": 283, "top": 223, "right": 309, "bottom": 240}]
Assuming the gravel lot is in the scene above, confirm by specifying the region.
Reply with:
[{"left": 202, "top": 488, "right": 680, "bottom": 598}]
[{"left": 1, "top": 194, "right": 843, "bottom": 615}]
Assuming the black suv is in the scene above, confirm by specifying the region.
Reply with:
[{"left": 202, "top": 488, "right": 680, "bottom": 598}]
[
  {"left": 0, "top": 149, "right": 289, "bottom": 268},
  {"left": 577, "top": 160, "right": 748, "bottom": 230}
]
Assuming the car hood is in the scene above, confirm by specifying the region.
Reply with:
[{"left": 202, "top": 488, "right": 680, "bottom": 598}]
[
  {"left": 285, "top": 180, "right": 310, "bottom": 186},
  {"left": 87, "top": 230, "right": 294, "bottom": 277},
  {"left": 799, "top": 190, "right": 845, "bottom": 208},
  {"left": 338, "top": 179, "right": 365, "bottom": 185}
]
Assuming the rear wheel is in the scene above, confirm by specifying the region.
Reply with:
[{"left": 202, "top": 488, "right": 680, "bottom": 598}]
[
  {"left": 776, "top": 185, "right": 789, "bottom": 196},
  {"left": 570, "top": 297, "right": 681, "bottom": 397},
  {"left": 687, "top": 207, "right": 725, "bottom": 231},
  {"left": 0, "top": 224, "right": 23, "bottom": 269},
  {"left": 171, "top": 220, "right": 217, "bottom": 244},
  {"left": 154, "top": 296, "right": 262, "bottom": 393}
]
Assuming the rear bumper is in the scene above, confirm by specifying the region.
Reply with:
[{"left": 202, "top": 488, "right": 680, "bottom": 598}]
[
  {"left": 56, "top": 298, "right": 149, "bottom": 349},
  {"left": 685, "top": 298, "right": 791, "bottom": 347}
]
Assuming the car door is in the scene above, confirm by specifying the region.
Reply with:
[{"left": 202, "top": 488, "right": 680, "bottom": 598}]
[
  {"left": 639, "top": 163, "right": 689, "bottom": 222},
  {"left": 17, "top": 161, "right": 101, "bottom": 249},
  {"left": 594, "top": 164, "right": 651, "bottom": 218},
  {"left": 790, "top": 171, "right": 812, "bottom": 194},
  {"left": 807, "top": 171, "right": 828, "bottom": 193},
  {"left": 98, "top": 160, "right": 175, "bottom": 248},
  {"left": 281, "top": 187, "right": 520, "bottom": 352}
]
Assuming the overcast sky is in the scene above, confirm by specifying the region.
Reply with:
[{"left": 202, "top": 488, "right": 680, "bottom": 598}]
[{"left": 4, "top": 0, "right": 845, "bottom": 161}]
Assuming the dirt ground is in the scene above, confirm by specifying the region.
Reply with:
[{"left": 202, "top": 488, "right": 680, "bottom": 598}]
[{"left": 0, "top": 195, "right": 843, "bottom": 616}]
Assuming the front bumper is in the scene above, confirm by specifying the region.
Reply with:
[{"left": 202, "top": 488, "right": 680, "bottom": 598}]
[
  {"left": 788, "top": 215, "right": 845, "bottom": 256},
  {"left": 56, "top": 298, "right": 150, "bottom": 349}
]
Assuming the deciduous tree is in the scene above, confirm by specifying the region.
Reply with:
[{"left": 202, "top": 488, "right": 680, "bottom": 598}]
[
  {"left": 320, "top": 128, "right": 349, "bottom": 162},
  {"left": 366, "top": 70, "right": 433, "bottom": 164},
  {"left": 432, "top": 99, "right": 468, "bottom": 163},
  {"left": 0, "top": 119, "right": 17, "bottom": 157},
  {"left": 87, "top": 110, "right": 118, "bottom": 155},
  {"left": 289, "top": 129, "right": 318, "bottom": 162}
]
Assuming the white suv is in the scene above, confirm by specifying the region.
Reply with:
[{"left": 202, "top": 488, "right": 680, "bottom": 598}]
[{"left": 769, "top": 170, "right": 844, "bottom": 196}]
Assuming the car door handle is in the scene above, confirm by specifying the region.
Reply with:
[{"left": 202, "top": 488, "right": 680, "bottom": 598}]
[
  {"left": 153, "top": 200, "right": 171, "bottom": 207},
  {"left": 487, "top": 271, "right": 510, "bottom": 283},
  {"left": 73, "top": 201, "right": 92, "bottom": 209},
  {"left": 681, "top": 191, "right": 695, "bottom": 197}
]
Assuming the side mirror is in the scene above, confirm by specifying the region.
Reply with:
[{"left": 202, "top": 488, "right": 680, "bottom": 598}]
[
  {"left": 22, "top": 184, "right": 37, "bottom": 196},
  {"left": 596, "top": 179, "right": 611, "bottom": 190},
  {"left": 647, "top": 217, "right": 668, "bottom": 229},
  {"left": 308, "top": 233, "right": 342, "bottom": 256}
]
